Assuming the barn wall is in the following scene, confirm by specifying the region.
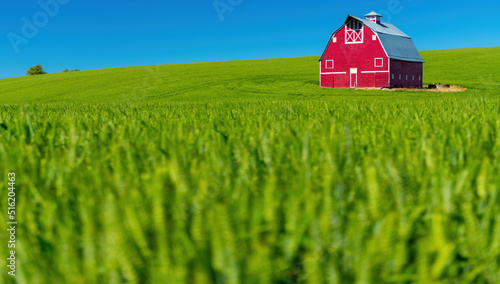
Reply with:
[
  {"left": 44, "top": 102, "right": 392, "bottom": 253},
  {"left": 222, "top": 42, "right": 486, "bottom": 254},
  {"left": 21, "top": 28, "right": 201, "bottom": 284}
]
[
  {"left": 335, "top": 74, "right": 349, "bottom": 88},
  {"left": 320, "top": 74, "right": 333, "bottom": 88},
  {"left": 390, "top": 60, "right": 423, "bottom": 88},
  {"left": 320, "top": 22, "right": 389, "bottom": 88}
]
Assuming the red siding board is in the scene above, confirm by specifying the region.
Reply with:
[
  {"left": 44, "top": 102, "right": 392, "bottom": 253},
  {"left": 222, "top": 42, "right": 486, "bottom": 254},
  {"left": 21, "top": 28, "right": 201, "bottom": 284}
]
[
  {"left": 376, "top": 72, "right": 388, "bottom": 87},
  {"left": 335, "top": 75, "right": 348, "bottom": 88},
  {"left": 320, "top": 74, "right": 334, "bottom": 88}
]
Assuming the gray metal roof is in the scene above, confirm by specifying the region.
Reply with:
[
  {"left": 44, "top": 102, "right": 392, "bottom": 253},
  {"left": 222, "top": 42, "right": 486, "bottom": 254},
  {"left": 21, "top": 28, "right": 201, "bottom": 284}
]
[
  {"left": 364, "top": 11, "right": 382, "bottom": 17},
  {"left": 319, "top": 15, "right": 424, "bottom": 63},
  {"left": 377, "top": 33, "right": 424, "bottom": 62},
  {"left": 349, "top": 15, "right": 409, "bottom": 38}
]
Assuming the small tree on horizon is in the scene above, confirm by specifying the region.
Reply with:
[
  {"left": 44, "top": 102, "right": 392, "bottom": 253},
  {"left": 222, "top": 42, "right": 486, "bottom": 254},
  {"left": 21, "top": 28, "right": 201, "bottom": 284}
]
[{"left": 26, "top": 65, "right": 47, "bottom": 76}]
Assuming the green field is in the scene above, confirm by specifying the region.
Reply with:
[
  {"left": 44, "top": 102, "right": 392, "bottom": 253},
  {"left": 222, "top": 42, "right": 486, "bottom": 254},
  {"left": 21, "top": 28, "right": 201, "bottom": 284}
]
[{"left": 0, "top": 47, "right": 499, "bottom": 283}]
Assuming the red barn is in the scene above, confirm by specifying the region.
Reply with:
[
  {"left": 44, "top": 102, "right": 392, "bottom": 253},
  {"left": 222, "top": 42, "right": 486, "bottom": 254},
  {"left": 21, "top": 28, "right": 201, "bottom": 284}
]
[{"left": 319, "top": 12, "right": 424, "bottom": 88}]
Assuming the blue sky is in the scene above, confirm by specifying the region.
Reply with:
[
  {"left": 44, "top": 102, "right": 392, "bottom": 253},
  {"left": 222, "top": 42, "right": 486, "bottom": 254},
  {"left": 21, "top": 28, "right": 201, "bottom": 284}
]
[{"left": 0, "top": 0, "right": 498, "bottom": 79}]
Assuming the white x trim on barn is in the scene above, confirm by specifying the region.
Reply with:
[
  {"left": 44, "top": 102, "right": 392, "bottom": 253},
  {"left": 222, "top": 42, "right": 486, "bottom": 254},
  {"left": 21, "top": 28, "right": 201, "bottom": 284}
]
[{"left": 345, "top": 20, "right": 363, "bottom": 44}]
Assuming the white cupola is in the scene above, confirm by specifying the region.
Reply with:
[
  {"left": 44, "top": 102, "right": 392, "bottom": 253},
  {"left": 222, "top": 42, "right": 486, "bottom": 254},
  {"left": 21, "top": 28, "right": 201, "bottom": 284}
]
[{"left": 365, "top": 11, "right": 382, "bottom": 24}]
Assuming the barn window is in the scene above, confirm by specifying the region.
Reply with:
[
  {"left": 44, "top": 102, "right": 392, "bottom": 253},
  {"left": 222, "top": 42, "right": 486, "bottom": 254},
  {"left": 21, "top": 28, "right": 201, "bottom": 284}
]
[
  {"left": 345, "top": 20, "right": 363, "bottom": 44},
  {"left": 374, "top": 58, "right": 383, "bottom": 67},
  {"left": 372, "top": 35, "right": 377, "bottom": 41},
  {"left": 406, "top": 75, "right": 408, "bottom": 80},
  {"left": 412, "top": 75, "right": 415, "bottom": 81},
  {"left": 332, "top": 37, "right": 337, "bottom": 43},
  {"left": 399, "top": 74, "right": 401, "bottom": 80},
  {"left": 392, "top": 74, "right": 394, "bottom": 80},
  {"left": 419, "top": 76, "right": 421, "bottom": 81},
  {"left": 326, "top": 60, "right": 334, "bottom": 69}
]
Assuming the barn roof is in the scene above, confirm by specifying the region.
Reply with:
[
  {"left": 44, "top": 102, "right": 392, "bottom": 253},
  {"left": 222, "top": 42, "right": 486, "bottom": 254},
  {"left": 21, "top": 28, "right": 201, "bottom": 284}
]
[
  {"left": 350, "top": 15, "right": 409, "bottom": 38},
  {"left": 364, "top": 11, "right": 383, "bottom": 17},
  {"left": 319, "top": 15, "right": 424, "bottom": 63}
]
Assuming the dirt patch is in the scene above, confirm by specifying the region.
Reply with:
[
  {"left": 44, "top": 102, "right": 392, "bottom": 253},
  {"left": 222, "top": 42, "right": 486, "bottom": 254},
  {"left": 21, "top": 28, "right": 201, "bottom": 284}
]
[{"left": 357, "top": 85, "right": 466, "bottom": 93}]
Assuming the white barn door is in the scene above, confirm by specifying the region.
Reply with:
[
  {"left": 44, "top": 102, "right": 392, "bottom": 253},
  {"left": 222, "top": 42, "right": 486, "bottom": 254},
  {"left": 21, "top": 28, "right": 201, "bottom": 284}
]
[{"left": 350, "top": 68, "right": 358, "bottom": 88}]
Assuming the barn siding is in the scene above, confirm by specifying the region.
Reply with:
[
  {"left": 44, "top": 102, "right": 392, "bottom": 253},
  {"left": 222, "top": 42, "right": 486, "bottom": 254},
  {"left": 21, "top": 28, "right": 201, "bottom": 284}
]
[
  {"left": 320, "top": 74, "right": 334, "bottom": 88},
  {"left": 389, "top": 60, "right": 423, "bottom": 88},
  {"left": 375, "top": 72, "right": 388, "bottom": 87},
  {"left": 320, "top": 22, "right": 389, "bottom": 88}
]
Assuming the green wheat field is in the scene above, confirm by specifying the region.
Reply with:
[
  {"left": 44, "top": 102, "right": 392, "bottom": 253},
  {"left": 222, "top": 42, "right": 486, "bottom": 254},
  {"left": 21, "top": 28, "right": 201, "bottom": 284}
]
[{"left": 0, "top": 47, "right": 500, "bottom": 283}]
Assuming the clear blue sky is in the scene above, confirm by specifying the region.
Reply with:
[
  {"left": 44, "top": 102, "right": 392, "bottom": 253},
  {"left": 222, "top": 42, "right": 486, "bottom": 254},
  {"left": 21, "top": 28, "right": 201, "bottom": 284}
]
[{"left": 1, "top": 0, "right": 499, "bottom": 79}]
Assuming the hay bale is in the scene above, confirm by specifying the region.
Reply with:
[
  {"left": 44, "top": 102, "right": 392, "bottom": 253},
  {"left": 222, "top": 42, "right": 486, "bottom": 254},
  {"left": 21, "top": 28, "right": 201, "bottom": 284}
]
[{"left": 437, "top": 84, "right": 450, "bottom": 89}]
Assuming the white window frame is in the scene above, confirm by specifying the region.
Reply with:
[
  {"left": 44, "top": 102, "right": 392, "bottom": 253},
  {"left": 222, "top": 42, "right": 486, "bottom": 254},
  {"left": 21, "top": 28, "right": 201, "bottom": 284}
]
[
  {"left": 332, "top": 37, "right": 337, "bottom": 43},
  {"left": 325, "top": 60, "right": 334, "bottom": 69},
  {"left": 374, "top": 58, "right": 383, "bottom": 67},
  {"left": 372, "top": 35, "right": 377, "bottom": 41},
  {"left": 345, "top": 20, "right": 364, "bottom": 44}
]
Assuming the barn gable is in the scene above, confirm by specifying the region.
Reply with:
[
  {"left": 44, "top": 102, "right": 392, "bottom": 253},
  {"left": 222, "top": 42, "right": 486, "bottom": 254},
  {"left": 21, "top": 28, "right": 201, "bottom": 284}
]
[{"left": 319, "top": 15, "right": 424, "bottom": 63}]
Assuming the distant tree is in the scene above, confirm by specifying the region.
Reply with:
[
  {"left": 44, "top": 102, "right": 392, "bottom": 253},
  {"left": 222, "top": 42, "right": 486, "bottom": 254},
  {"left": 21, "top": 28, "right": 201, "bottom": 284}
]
[
  {"left": 26, "top": 65, "right": 47, "bottom": 76},
  {"left": 62, "top": 68, "right": 80, "bottom": 73}
]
